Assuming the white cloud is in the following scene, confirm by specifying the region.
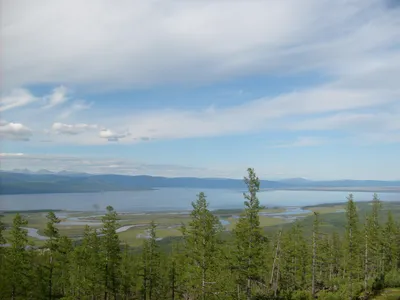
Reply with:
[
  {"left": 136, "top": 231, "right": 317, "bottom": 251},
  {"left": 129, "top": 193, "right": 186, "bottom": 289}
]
[
  {"left": 42, "top": 85, "right": 69, "bottom": 108},
  {"left": 0, "top": 152, "right": 24, "bottom": 157},
  {"left": 92, "top": 84, "right": 399, "bottom": 143},
  {"left": 0, "top": 121, "right": 32, "bottom": 141},
  {"left": 51, "top": 122, "right": 97, "bottom": 135},
  {"left": 99, "top": 129, "right": 130, "bottom": 142},
  {"left": 1, "top": 81, "right": 398, "bottom": 146},
  {"left": 0, "top": 88, "right": 38, "bottom": 112},
  {"left": 1, "top": 1, "right": 399, "bottom": 146},
  {"left": 2, "top": 0, "right": 399, "bottom": 90}
]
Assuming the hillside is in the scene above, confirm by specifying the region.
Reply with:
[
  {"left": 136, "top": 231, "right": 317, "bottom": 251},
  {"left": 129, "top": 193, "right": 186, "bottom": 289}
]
[
  {"left": 0, "top": 171, "right": 287, "bottom": 194},
  {"left": 1, "top": 171, "right": 400, "bottom": 195}
]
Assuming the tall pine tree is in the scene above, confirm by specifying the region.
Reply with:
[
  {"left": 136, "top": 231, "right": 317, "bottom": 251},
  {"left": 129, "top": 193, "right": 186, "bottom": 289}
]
[
  {"left": 344, "top": 194, "right": 361, "bottom": 300},
  {"left": 44, "top": 211, "right": 61, "bottom": 300},
  {"left": 6, "top": 214, "right": 32, "bottom": 300},
  {"left": 101, "top": 206, "right": 121, "bottom": 300},
  {"left": 234, "top": 168, "right": 266, "bottom": 300},
  {"left": 183, "top": 192, "right": 223, "bottom": 300},
  {"left": 141, "top": 221, "right": 162, "bottom": 300}
]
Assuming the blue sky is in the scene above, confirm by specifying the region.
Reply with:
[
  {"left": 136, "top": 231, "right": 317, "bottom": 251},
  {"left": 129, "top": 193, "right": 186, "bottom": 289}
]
[{"left": 1, "top": 0, "right": 400, "bottom": 180}]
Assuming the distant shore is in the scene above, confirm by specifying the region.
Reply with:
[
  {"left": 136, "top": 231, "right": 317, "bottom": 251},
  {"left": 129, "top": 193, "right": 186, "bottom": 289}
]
[
  {"left": 261, "top": 187, "right": 400, "bottom": 193},
  {"left": 2, "top": 186, "right": 400, "bottom": 196}
]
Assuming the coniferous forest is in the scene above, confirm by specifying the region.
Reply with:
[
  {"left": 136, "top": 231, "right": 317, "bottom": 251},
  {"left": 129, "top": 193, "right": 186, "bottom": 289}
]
[{"left": 0, "top": 168, "right": 399, "bottom": 300}]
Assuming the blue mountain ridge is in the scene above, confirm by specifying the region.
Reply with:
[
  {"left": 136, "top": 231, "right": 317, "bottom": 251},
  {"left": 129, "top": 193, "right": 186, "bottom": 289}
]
[{"left": 1, "top": 171, "right": 400, "bottom": 195}]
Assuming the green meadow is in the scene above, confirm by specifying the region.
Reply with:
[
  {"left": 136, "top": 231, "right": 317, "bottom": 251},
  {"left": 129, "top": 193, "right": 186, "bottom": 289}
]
[{"left": 2, "top": 201, "right": 400, "bottom": 247}]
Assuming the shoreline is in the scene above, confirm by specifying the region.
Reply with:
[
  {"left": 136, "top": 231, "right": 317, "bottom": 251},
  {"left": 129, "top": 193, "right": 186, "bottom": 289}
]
[{"left": 2, "top": 186, "right": 400, "bottom": 196}]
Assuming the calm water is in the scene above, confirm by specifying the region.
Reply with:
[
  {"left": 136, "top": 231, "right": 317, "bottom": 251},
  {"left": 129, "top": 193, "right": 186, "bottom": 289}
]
[{"left": 0, "top": 188, "right": 399, "bottom": 212}]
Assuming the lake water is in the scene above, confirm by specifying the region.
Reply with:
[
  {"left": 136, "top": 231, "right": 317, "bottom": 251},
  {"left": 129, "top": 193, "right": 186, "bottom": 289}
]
[{"left": 1, "top": 188, "right": 399, "bottom": 212}]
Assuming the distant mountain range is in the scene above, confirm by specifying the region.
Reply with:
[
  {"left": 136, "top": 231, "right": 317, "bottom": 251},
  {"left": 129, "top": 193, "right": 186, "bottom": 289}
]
[
  {"left": 9, "top": 169, "right": 89, "bottom": 176},
  {"left": 1, "top": 170, "right": 400, "bottom": 195}
]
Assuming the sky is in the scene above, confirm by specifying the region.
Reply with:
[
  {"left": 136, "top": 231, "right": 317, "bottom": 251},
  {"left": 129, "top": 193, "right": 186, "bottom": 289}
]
[{"left": 1, "top": 0, "right": 400, "bottom": 180}]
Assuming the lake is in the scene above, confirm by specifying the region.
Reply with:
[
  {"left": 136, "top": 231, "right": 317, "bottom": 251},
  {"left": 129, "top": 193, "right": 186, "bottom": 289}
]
[{"left": 0, "top": 188, "right": 399, "bottom": 212}]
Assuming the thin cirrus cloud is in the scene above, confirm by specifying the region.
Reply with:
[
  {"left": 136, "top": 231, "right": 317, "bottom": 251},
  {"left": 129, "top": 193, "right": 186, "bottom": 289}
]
[
  {"left": 58, "top": 100, "right": 93, "bottom": 119},
  {"left": 266, "top": 136, "right": 329, "bottom": 149},
  {"left": 0, "top": 0, "right": 400, "bottom": 152},
  {"left": 2, "top": 0, "right": 400, "bottom": 90},
  {"left": 2, "top": 83, "right": 398, "bottom": 146},
  {"left": 0, "top": 88, "right": 38, "bottom": 112},
  {"left": 94, "top": 85, "right": 399, "bottom": 144},
  {"left": 42, "top": 85, "right": 69, "bottom": 109},
  {"left": 0, "top": 85, "right": 70, "bottom": 112}
]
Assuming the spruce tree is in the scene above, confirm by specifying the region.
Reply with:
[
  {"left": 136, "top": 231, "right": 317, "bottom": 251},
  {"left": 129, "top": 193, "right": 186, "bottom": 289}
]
[
  {"left": 101, "top": 206, "right": 122, "bottom": 300},
  {"left": 344, "top": 194, "right": 361, "bottom": 300},
  {"left": 370, "top": 193, "right": 382, "bottom": 276},
  {"left": 141, "top": 221, "right": 162, "bottom": 300},
  {"left": 57, "top": 236, "right": 73, "bottom": 297},
  {"left": 329, "top": 232, "right": 342, "bottom": 282},
  {"left": 0, "top": 215, "right": 7, "bottom": 299},
  {"left": 383, "top": 211, "right": 399, "bottom": 272},
  {"left": 6, "top": 214, "right": 32, "bottom": 299},
  {"left": 234, "top": 168, "right": 266, "bottom": 300},
  {"left": 44, "top": 211, "right": 61, "bottom": 300},
  {"left": 183, "top": 192, "right": 223, "bottom": 300},
  {"left": 68, "top": 225, "right": 102, "bottom": 298},
  {"left": 311, "top": 212, "right": 320, "bottom": 298},
  {"left": 120, "top": 244, "right": 138, "bottom": 299}
]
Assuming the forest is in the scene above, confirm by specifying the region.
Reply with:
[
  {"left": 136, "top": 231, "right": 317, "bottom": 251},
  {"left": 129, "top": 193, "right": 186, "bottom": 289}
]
[{"left": 0, "top": 168, "right": 399, "bottom": 300}]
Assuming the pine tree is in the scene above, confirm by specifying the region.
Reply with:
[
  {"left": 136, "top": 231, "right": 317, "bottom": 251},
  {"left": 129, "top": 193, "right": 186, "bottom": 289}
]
[
  {"left": 311, "top": 212, "right": 320, "bottom": 298},
  {"left": 234, "top": 168, "right": 266, "bottom": 300},
  {"left": 6, "top": 214, "right": 32, "bottom": 299},
  {"left": 57, "top": 236, "right": 73, "bottom": 297},
  {"left": 329, "top": 232, "right": 342, "bottom": 282},
  {"left": 68, "top": 225, "right": 102, "bottom": 298},
  {"left": 120, "top": 244, "right": 138, "bottom": 299},
  {"left": 383, "top": 211, "right": 399, "bottom": 272},
  {"left": 141, "top": 221, "right": 162, "bottom": 300},
  {"left": 183, "top": 192, "right": 223, "bottom": 300},
  {"left": 0, "top": 215, "right": 7, "bottom": 299},
  {"left": 370, "top": 193, "right": 382, "bottom": 276},
  {"left": 279, "top": 225, "right": 309, "bottom": 294},
  {"left": 0, "top": 215, "right": 5, "bottom": 245},
  {"left": 44, "top": 211, "right": 61, "bottom": 300},
  {"left": 101, "top": 206, "right": 122, "bottom": 300},
  {"left": 364, "top": 215, "right": 370, "bottom": 292},
  {"left": 270, "top": 230, "right": 282, "bottom": 297},
  {"left": 344, "top": 194, "right": 361, "bottom": 300}
]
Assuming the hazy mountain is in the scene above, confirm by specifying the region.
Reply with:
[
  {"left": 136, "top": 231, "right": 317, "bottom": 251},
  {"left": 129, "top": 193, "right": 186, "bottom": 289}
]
[
  {"left": 56, "top": 170, "right": 89, "bottom": 176},
  {"left": 36, "top": 169, "right": 54, "bottom": 175},
  {"left": 11, "top": 168, "right": 32, "bottom": 174},
  {"left": 278, "top": 178, "right": 311, "bottom": 185},
  {"left": 8, "top": 169, "right": 87, "bottom": 176},
  {"left": 1, "top": 171, "right": 400, "bottom": 195},
  {"left": 0, "top": 171, "right": 286, "bottom": 194}
]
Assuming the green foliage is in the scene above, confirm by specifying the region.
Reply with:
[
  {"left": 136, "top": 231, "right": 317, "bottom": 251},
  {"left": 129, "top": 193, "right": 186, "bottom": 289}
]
[
  {"left": 182, "top": 192, "right": 224, "bottom": 299},
  {"left": 234, "top": 168, "right": 267, "bottom": 299},
  {"left": 384, "top": 270, "right": 400, "bottom": 288},
  {"left": 141, "top": 221, "right": 162, "bottom": 300},
  {"left": 0, "top": 216, "right": 6, "bottom": 297},
  {"left": 4, "top": 214, "right": 33, "bottom": 299},
  {"left": 101, "top": 205, "right": 122, "bottom": 299},
  {"left": 317, "top": 290, "right": 343, "bottom": 300},
  {"left": 0, "top": 169, "right": 399, "bottom": 299},
  {"left": 291, "top": 290, "right": 313, "bottom": 300}
]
